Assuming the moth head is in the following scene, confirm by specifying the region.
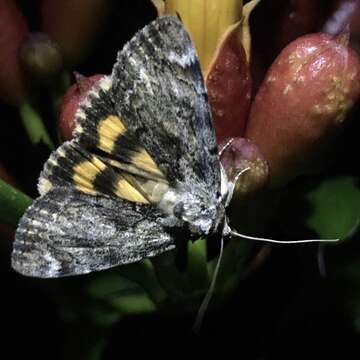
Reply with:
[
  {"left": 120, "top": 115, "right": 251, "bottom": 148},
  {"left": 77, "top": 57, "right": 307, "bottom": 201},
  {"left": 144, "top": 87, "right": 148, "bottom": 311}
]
[{"left": 159, "top": 186, "right": 223, "bottom": 236}]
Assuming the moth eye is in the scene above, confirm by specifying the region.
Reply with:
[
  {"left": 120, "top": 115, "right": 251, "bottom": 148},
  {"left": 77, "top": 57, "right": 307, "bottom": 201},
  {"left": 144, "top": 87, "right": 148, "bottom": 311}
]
[{"left": 173, "top": 201, "right": 184, "bottom": 218}]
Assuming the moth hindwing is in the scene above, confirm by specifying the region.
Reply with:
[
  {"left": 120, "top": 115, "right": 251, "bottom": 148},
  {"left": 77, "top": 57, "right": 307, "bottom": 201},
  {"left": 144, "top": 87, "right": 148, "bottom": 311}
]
[{"left": 12, "top": 15, "right": 224, "bottom": 278}]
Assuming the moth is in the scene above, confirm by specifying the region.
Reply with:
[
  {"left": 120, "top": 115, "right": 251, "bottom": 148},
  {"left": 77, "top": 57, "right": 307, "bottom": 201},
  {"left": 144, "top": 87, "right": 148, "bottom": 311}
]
[{"left": 11, "top": 16, "right": 334, "bottom": 278}]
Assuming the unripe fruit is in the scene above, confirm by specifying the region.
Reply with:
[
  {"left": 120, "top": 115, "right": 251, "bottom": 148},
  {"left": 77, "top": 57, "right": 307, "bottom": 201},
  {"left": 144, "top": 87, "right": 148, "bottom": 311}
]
[
  {"left": 245, "top": 32, "right": 360, "bottom": 187},
  {"left": 58, "top": 74, "right": 104, "bottom": 140},
  {"left": 19, "top": 33, "right": 63, "bottom": 86}
]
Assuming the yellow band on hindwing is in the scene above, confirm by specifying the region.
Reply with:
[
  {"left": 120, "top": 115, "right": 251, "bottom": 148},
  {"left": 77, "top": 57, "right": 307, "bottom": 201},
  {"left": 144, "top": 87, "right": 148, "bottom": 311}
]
[
  {"left": 98, "top": 115, "right": 127, "bottom": 153},
  {"left": 73, "top": 156, "right": 106, "bottom": 194},
  {"left": 132, "top": 149, "right": 164, "bottom": 177},
  {"left": 71, "top": 114, "right": 167, "bottom": 203}
]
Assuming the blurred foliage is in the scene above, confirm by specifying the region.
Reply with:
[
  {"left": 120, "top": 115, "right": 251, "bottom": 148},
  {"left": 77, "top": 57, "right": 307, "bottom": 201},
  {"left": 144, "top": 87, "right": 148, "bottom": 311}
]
[
  {"left": 307, "top": 176, "right": 360, "bottom": 240},
  {"left": 0, "top": 177, "right": 32, "bottom": 226}
]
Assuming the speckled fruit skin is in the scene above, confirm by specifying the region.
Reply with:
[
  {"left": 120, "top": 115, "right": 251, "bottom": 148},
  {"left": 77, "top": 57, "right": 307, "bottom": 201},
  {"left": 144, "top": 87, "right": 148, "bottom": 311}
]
[
  {"left": 245, "top": 32, "right": 360, "bottom": 187},
  {"left": 58, "top": 74, "right": 104, "bottom": 140}
]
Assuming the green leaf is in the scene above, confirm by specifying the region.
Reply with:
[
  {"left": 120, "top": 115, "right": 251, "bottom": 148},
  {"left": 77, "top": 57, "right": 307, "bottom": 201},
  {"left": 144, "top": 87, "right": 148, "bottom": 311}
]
[
  {"left": 88, "top": 339, "right": 106, "bottom": 360},
  {"left": 88, "top": 307, "right": 123, "bottom": 327},
  {"left": 0, "top": 178, "right": 32, "bottom": 226},
  {"left": 210, "top": 238, "right": 253, "bottom": 297},
  {"left": 306, "top": 176, "right": 360, "bottom": 240},
  {"left": 151, "top": 252, "right": 192, "bottom": 301},
  {"left": 19, "top": 102, "right": 54, "bottom": 150},
  {"left": 87, "top": 272, "right": 140, "bottom": 300},
  {"left": 119, "top": 260, "right": 168, "bottom": 304},
  {"left": 86, "top": 272, "right": 156, "bottom": 322},
  {"left": 109, "top": 291, "right": 156, "bottom": 315}
]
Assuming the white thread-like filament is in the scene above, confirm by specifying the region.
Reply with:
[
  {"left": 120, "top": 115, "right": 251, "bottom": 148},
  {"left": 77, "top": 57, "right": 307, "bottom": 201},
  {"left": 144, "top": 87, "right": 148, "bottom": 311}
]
[
  {"left": 193, "top": 236, "right": 224, "bottom": 333},
  {"left": 231, "top": 230, "right": 339, "bottom": 244}
]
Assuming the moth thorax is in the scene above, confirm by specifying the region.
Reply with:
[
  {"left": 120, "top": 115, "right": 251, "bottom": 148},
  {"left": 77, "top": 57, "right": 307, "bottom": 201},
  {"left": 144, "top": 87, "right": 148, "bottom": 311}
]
[
  {"left": 158, "top": 189, "right": 178, "bottom": 215},
  {"left": 158, "top": 188, "right": 218, "bottom": 236},
  {"left": 141, "top": 181, "right": 169, "bottom": 203}
]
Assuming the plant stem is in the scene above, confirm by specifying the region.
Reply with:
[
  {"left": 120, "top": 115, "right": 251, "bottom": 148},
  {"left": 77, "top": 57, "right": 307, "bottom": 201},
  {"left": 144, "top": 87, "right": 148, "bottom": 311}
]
[
  {"left": 19, "top": 102, "right": 54, "bottom": 150},
  {"left": 119, "top": 260, "right": 168, "bottom": 305},
  {"left": 151, "top": 252, "right": 192, "bottom": 302},
  {"left": 187, "top": 238, "right": 209, "bottom": 290}
]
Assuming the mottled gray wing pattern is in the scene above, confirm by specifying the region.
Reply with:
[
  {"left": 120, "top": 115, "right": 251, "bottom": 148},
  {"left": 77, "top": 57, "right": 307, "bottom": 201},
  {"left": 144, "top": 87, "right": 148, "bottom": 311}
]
[
  {"left": 111, "top": 16, "right": 220, "bottom": 196},
  {"left": 12, "top": 187, "right": 174, "bottom": 278},
  {"left": 12, "top": 15, "right": 220, "bottom": 278}
]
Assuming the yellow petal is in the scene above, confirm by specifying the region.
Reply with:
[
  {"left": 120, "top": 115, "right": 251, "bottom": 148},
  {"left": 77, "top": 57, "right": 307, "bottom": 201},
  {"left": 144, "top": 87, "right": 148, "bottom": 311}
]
[
  {"left": 239, "top": 0, "right": 261, "bottom": 62},
  {"left": 150, "top": 0, "right": 165, "bottom": 16},
  {"left": 165, "top": 0, "right": 243, "bottom": 71}
]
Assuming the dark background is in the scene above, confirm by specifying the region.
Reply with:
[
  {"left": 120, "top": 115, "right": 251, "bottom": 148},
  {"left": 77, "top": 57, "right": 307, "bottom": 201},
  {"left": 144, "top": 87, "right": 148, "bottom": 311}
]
[{"left": 1, "top": 1, "right": 360, "bottom": 359}]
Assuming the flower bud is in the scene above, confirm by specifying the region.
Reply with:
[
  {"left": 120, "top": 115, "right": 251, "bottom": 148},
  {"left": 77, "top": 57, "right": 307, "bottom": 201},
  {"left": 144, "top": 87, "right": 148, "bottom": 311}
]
[
  {"left": 42, "top": 0, "right": 110, "bottom": 67},
  {"left": 58, "top": 73, "right": 105, "bottom": 140},
  {"left": 245, "top": 32, "right": 360, "bottom": 187},
  {"left": 18, "top": 33, "right": 63, "bottom": 86},
  {"left": 220, "top": 137, "right": 269, "bottom": 197},
  {"left": 0, "top": 0, "right": 28, "bottom": 105},
  {"left": 164, "top": 0, "right": 259, "bottom": 144},
  {"left": 250, "top": 1, "right": 328, "bottom": 96}
]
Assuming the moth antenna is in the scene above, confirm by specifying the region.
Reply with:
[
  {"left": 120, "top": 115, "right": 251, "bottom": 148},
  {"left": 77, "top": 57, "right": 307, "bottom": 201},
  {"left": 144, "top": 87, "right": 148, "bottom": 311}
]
[
  {"left": 219, "top": 138, "right": 234, "bottom": 158},
  {"left": 233, "top": 166, "right": 251, "bottom": 185},
  {"left": 224, "top": 167, "right": 251, "bottom": 207},
  {"left": 230, "top": 229, "right": 339, "bottom": 244},
  {"left": 193, "top": 236, "right": 224, "bottom": 333}
]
